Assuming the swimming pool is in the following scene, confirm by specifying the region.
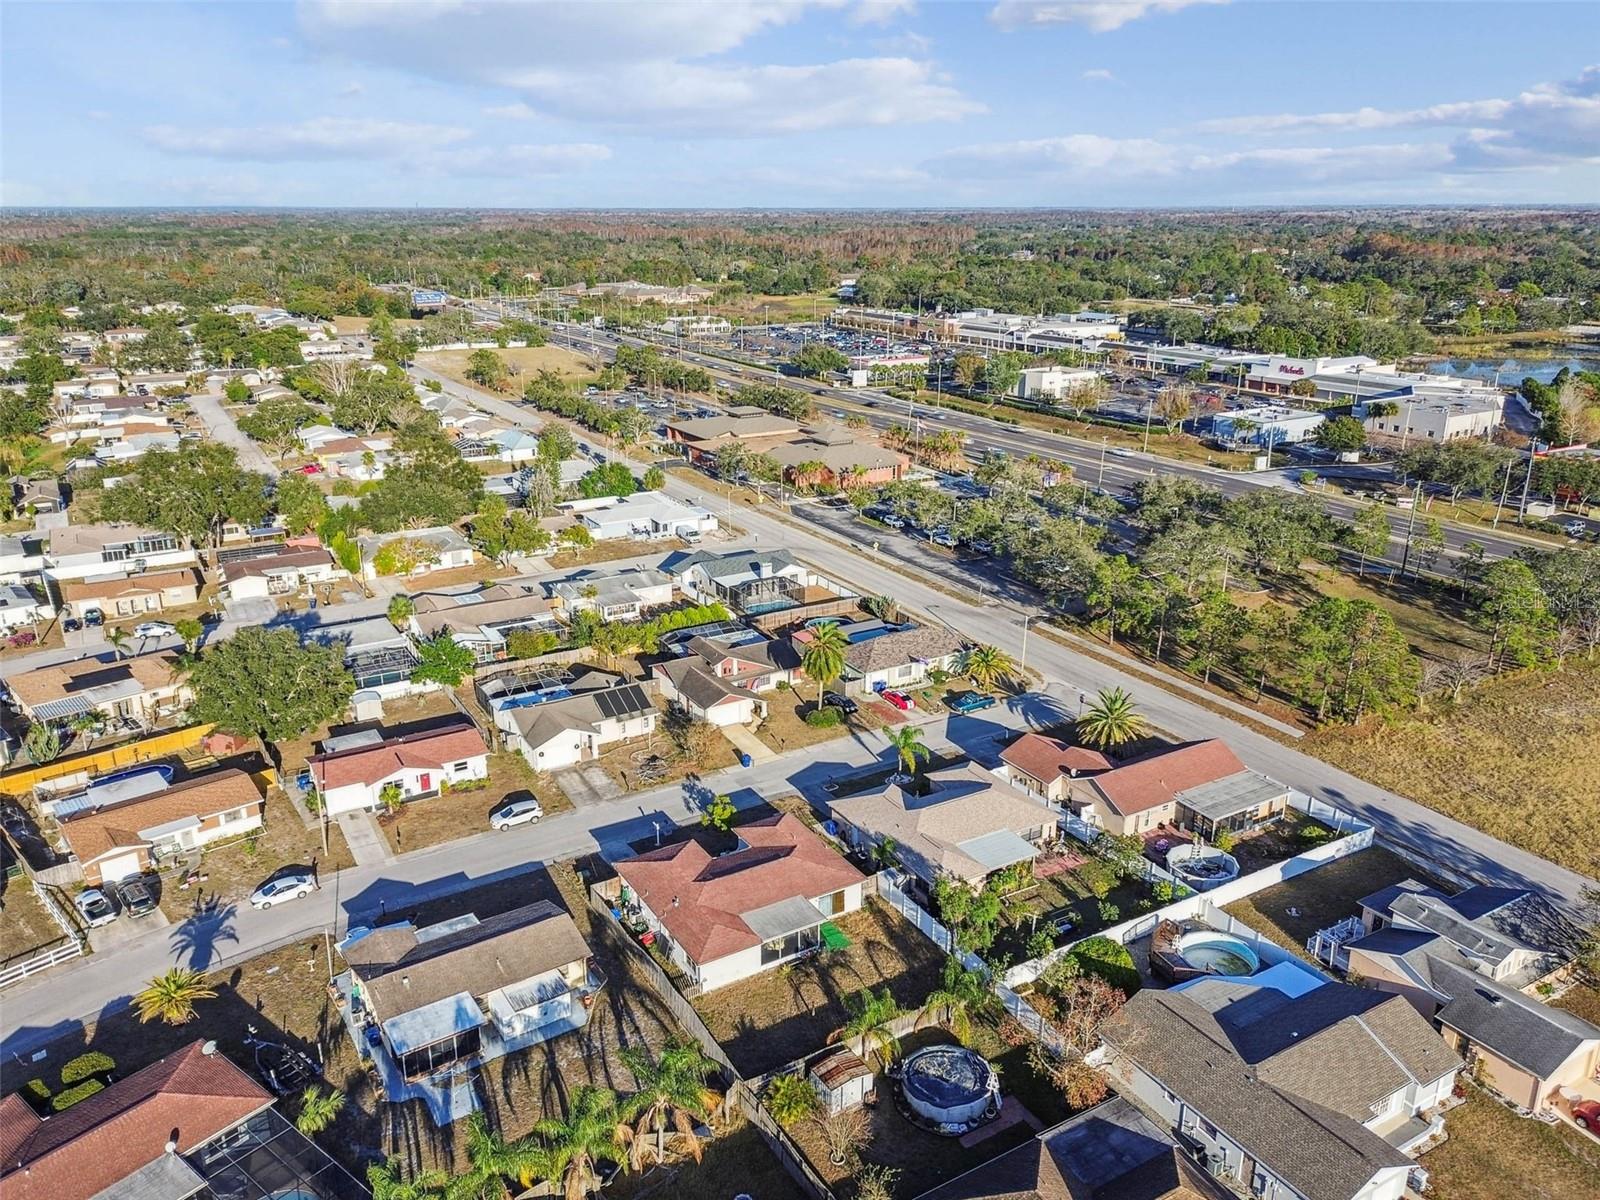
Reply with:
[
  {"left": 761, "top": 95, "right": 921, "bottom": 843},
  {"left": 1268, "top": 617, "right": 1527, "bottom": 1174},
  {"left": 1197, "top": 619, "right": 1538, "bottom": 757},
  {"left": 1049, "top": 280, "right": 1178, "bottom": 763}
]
[
  {"left": 901, "top": 1045, "right": 998, "bottom": 1128},
  {"left": 1175, "top": 931, "right": 1259, "bottom": 976}
]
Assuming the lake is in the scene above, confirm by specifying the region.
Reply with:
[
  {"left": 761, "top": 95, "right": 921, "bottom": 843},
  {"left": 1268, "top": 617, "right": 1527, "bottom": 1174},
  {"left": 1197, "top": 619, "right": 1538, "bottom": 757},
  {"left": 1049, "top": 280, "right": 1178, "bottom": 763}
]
[{"left": 1426, "top": 355, "right": 1600, "bottom": 385}]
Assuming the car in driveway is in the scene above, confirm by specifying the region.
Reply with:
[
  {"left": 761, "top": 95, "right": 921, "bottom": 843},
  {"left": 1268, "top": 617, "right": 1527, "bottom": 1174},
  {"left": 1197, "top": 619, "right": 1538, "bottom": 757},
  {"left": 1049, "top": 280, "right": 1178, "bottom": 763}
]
[
  {"left": 73, "top": 887, "right": 119, "bottom": 928},
  {"left": 249, "top": 871, "right": 316, "bottom": 909},
  {"left": 822, "top": 691, "right": 859, "bottom": 715},
  {"left": 490, "top": 796, "right": 544, "bottom": 831},
  {"left": 114, "top": 876, "right": 158, "bottom": 918},
  {"left": 1574, "top": 1098, "right": 1600, "bottom": 1136},
  {"left": 881, "top": 690, "right": 915, "bottom": 711},
  {"left": 946, "top": 690, "right": 996, "bottom": 714},
  {"left": 296, "top": 463, "right": 323, "bottom": 475},
  {"left": 132, "top": 621, "right": 177, "bottom": 639}
]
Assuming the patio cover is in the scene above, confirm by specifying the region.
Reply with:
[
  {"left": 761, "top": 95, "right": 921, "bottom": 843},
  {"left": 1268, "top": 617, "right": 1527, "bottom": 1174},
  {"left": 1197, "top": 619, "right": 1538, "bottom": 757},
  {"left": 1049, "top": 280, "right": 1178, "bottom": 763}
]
[
  {"left": 743, "top": 895, "right": 826, "bottom": 943},
  {"left": 381, "top": 991, "right": 485, "bottom": 1056},
  {"left": 955, "top": 828, "right": 1039, "bottom": 873},
  {"left": 1177, "top": 770, "right": 1286, "bottom": 822}
]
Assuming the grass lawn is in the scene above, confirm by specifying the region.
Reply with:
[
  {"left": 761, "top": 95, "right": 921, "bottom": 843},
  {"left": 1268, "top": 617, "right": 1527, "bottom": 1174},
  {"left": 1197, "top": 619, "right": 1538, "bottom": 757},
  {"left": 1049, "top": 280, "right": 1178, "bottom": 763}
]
[
  {"left": 419, "top": 344, "right": 596, "bottom": 391},
  {"left": 1555, "top": 984, "right": 1600, "bottom": 1027},
  {"left": 591, "top": 696, "right": 741, "bottom": 794},
  {"left": 1273, "top": 564, "right": 1491, "bottom": 662},
  {"left": 712, "top": 291, "right": 836, "bottom": 323},
  {"left": 545, "top": 535, "right": 693, "bottom": 570},
  {"left": 693, "top": 898, "right": 947, "bottom": 1078},
  {"left": 1304, "top": 658, "right": 1600, "bottom": 875},
  {"left": 1422, "top": 1088, "right": 1600, "bottom": 1200},
  {"left": 0, "top": 879, "right": 70, "bottom": 962},
  {"left": 752, "top": 692, "right": 855, "bottom": 756},
  {"left": 379, "top": 750, "right": 570, "bottom": 855},
  {"left": 1222, "top": 846, "right": 1445, "bottom": 961}
]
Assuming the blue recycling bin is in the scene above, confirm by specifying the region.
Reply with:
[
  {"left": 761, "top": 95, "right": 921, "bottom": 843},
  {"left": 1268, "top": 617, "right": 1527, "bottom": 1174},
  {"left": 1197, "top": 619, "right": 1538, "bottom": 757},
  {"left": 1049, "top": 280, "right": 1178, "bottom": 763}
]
[{"left": 739, "top": 752, "right": 753, "bottom": 768}]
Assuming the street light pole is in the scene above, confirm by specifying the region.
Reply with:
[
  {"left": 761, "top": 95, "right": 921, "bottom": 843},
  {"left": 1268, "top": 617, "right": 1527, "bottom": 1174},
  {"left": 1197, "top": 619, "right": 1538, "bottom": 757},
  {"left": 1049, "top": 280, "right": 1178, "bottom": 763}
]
[
  {"left": 1142, "top": 399, "right": 1154, "bottom": 453},
  {"left": 1097, "top": 436, "right": 1109, "bottom": 488}
]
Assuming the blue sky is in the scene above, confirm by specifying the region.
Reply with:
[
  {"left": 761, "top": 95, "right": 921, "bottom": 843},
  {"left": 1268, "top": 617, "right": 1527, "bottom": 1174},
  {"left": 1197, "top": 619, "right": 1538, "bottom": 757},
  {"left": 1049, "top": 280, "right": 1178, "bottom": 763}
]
[{"left": 3, "top": 0, "right": 1598, "bottom": 207}]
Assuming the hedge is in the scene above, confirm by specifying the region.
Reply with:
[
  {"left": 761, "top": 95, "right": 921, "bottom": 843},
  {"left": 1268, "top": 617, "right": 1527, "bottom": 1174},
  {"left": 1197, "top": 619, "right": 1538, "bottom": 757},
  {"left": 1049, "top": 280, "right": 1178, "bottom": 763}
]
[
  {"left": 804, "top": 707, "right": 842, "bottom": 728},
  {"left": 51, "top": 1079, "right": 106, "bottom": 1112},
  {"left": 60, "top": 1051, "right": 115, "bottom": 1086},
  {"left": 1067, "top": 935, "right": 1141, "bottom": 996}
]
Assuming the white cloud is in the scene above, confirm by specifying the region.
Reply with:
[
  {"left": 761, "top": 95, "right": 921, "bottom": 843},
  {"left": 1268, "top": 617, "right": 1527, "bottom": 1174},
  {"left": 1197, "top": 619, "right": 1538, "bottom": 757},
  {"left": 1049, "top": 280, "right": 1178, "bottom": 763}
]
[
  {"left": 849, "top": 0, "right": 917, "bottom": 25},
  {"left": 295, "top": 0, "right": 979, "bottom": 135},
  {"left": 141, "top": 117, "right": 471, "bottom": 161},
  {"left": 990, "top": 0, "right": 1229, "bottom": 33},
  {"left": 339, "top": 82, "right": 364, "bottom": 97},
  {"left": 1081, "top": 68, "right": 1115, "bottom": 82},
  {"left": 424, "top": 143, "right": 613, "bottom": 177},
  {"left": 483, "top": 102, "right": 538, "bottom": 120}
]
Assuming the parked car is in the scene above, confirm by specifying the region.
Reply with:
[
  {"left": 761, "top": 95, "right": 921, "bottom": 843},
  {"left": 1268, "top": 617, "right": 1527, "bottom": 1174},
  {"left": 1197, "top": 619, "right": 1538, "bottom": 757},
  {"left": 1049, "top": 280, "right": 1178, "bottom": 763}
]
[
  {"left": 490, "top": 796, "right": 545, "bottom": 831},
  {"left": 1574, "top": 1098, "right": 1600, "bottom": 1136},
  {"left": 822, "top": 691, "right": 858, "bottom": 715},
  {"left": 73, "top": 887, "right": 119, "bottom": 929},
  {"left": 63, "top": 617, "right": 82, "bottom": 633},
  {"left": 881, "top": 514, "right": 906, "bottom": 529},
  {"left": 83, "top": 608, "right": 103, "bottom": 628},
  {"left": 1564, "top": 520, "right": 1587, "bottom": 537},
  {"left": 132, "top": 621, "right": 177, "bottom": 639},
  {"left": 114, "top": 876, "right": 158, "bottom": 918},
  {"left": 970, "top": 539, "right": 995, "bottom": 555},
  {"left": 296, "top": 463, "right": 322, "bottom": 475},
  {"left": 249, "top": 871, "right": 316, "bottom": 909},
  {"left": 882, "top": 690, "right": 915, "bottom": 711},
  {"left": 946, "top": 690, "right": 996, "bottom": 714},
  {"left": 930, "top": 529, "right": 957, "bottom": 548}
]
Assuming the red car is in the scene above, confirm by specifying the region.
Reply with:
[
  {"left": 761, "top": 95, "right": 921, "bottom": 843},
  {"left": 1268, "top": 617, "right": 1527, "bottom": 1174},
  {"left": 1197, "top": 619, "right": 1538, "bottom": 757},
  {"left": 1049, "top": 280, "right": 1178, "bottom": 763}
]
[
  {"left": 882, "top": 690, "right": 915, "bottom": 711},
  {"left": 297, "top": 463, "right": 323, "bottom": 475},
  {"left": 1574, "top": 1098, "right": 1600, "bottom": 1137}
]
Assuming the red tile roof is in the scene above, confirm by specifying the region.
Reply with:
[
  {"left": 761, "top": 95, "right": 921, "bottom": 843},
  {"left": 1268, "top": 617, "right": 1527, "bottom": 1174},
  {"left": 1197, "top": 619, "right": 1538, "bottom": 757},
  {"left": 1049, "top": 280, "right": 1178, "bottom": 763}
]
[
  {"left": 615, "top": 813, "right": 864, "bottom": 964},
  {"left": 0, "top": 1040, "right": 272, "bottom": 1200},
  {"left": 309, "top": 720, "right": 486, "bottom": 792},
  {"left": 1000, "top": 733, "right": 1111, "bottom": 784},
  {"left": 1085, "top": 739, "right": 1249, "bottom": 817}
]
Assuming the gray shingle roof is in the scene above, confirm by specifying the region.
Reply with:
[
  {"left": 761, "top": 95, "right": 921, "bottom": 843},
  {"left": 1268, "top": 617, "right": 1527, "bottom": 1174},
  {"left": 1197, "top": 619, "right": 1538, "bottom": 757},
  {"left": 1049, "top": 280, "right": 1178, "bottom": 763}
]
[
  {"left": 1423, "top": 956, "right": 1600, "bottom": 1079},
  {"left": 843, "top": 625, "right": 962, "bottom": 674}
]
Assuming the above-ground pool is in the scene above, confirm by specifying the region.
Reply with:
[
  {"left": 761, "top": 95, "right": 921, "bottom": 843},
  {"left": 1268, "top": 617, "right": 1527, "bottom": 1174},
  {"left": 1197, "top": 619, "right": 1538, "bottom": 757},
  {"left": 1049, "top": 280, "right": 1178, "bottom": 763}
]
[
  {"left": 1165, "top": 844, "right": 1241, "bottom": 891},
  {"left": 901, "top": 1045, "right": 999, "bottom": 1129},
  {"left": 1175, "top": 930, "right": 1259, "bottom": 976}
]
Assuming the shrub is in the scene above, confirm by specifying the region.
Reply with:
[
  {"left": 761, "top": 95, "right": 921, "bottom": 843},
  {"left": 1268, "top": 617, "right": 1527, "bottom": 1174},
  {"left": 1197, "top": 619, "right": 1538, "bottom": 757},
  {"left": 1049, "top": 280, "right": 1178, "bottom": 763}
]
[
  {"left": 51, "top": 1079, "right": 106, "bottom": 1111},
  {"left": 804, "top": 706, "right": 841, "bottom": 728},
  {"left": 423, "top": 378, "right": 443, "bottom": 392},
  {"left": 1151, "top": 880, "right": 1176, "bottom": 905},
  {"left": 1212, "top": 829, "right": 1237, "bottom": 854},
  {"left": 764, "top": 1072, "right": 819, "bottom": 1125},
  {"left": 506, "top": 628, "right": 561, "bottom": 660},
  {"left": 60, "top": 1051, "right": 115, "bottom": 1086},
  {"left": 1297, "top": 822, "right": 1333, "bottom": 847},
  {"left": 1096, "top": 900, "right": 1121, "bottom": 924},
  {"left": 9, "top": 630, "right": 37, "bottom": 648},
  {"left": 1026, "top": 929, "right": 1055, "bottom": 960},
  {"left": 23, "top": 1079, "right": 50, "bottom": 1110},
  {"left": 1067, "top": 936, "right": 1140, "bottom": 995},
  {"left": 1076, "top": 859, "right": 1116, "bottom": 900}
]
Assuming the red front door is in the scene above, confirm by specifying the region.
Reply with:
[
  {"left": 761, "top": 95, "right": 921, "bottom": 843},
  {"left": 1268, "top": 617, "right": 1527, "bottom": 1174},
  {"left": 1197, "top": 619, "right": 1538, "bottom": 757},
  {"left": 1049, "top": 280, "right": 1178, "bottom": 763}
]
[{"left": 417, "top": 773, "right": 431, "bottom": 794}]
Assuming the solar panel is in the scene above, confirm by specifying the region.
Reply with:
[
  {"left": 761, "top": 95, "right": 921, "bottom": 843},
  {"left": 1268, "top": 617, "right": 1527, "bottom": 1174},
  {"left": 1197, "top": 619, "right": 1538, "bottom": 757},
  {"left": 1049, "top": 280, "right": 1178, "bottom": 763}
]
[{"left": 594, "top": 684, "right": 650, "bottom": 721}]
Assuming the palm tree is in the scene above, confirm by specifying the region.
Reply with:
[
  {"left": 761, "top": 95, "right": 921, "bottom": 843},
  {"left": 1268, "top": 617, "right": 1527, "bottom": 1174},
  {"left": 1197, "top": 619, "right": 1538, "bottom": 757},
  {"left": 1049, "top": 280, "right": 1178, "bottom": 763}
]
[
  {"left": 620, "top": 1040, "right": 722, "bottom": 1167},
  {"left": 531, "top": 1085, "right": 632, "bottom": 1200},
  {"left": 801, "top": 622, "right": 848, "bottom": 706},
  {"left": 1076, "top": 687, "right": 1148, "bottom": 751},
  {"left": 106, "top": 627, "right": 130, "bottom": 660},
  {"left": 831, "top": 988, "right": 903, "bottom": 1069},
  {"left": 451, "top": 1112, "right": 546, "bottom": 1200},
  {"left": 134, "top": 967, "right": 217, "bottom": 1026},
  {"left": 294, "top": 1084, "right": 346, "bottom": 1136},
  {"left": 958, "top": 643, "right": 1016, "bottom": 693},
  {"left": 366, "top": 1159, "right": 451, "bottom": 1200},
  {"left": 918, "top": 957, "right": 999, "bottom": 1046},
  {"left": 764, "top": 1071, "right": 819, "bottom": 1126},
  {"left": 883, "top": 725, "right": 930, "bottom": 779}
]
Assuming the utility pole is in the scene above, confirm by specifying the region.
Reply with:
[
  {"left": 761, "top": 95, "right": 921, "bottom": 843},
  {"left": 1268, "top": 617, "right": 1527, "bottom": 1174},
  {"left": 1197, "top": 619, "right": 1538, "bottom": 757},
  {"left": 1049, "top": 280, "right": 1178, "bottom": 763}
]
[
  {"left": 1516, "top": 435, "right": 1540, "bottom": 522},
  {"left": 1398, "top": 479, "right": 1423, "bottom": 578},
  {"left": 1097, "top": 436, "right": 1109, "bottom": 488},
  {"left": 1020, "top": 614, "right": 1033, "bottom": 674},
  {"left": 1142, "top": 398, "right": 1154, "bottom": 453},
  {"left": 1490, "top": 456, "right": 1515, "bottom": 530}
]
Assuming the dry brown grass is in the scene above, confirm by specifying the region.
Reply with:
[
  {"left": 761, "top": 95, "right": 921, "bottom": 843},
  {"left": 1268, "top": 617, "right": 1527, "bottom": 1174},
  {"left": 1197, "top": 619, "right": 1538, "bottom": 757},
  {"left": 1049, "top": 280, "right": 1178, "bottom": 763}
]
[
  {"left": 0, "top": 880, "right": 69, "bottom": 962},
  {"left": 751, "top": 691, "right": 854, "bottom": 755},
  {"left": 1421, "top": 1088, "right": 1600, "bottom": 1200},
  {"left": 419, "top": 344, "right": 595, "bottom": 392},
  {"left": 1304, "top": 659, "right": 1600, "bottom": 874},
  {"left": 379, "top": 751, "right": 570, "bottom": 854},
  {"left": 1555, "top": 984, "right": 1600, "bottom": 1028}
]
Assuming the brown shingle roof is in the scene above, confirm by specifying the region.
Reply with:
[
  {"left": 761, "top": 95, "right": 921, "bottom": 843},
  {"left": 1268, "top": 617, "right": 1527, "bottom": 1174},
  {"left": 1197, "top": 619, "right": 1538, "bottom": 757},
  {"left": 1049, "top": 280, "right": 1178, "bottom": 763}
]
[
  {"left": 5, "top": 650, "right": 185, "bottom": 713},
  {"left": 615, "top": 813, "right": 865, "bottom": 964},
  {"left": 309, "top": 721, "right": 486, "bottom": 792},
  {"left": 1083, "top": 739, "right": 1249, "bottom": 817},
  {"left": 59, "top": 568, "right": 198, "bottom": 603},
  {"left": 220, "top": 546, "right": 333, "bottom": 581},
  {"left": 1000, "top": 733, "right": 1111, "bottom": 785},
  {"left": 844, "top": 625, "right": 963, "bottom": 674},
  {"left": 0, "top": 1041, "right": 271, "bottom": 1200},
  {"left": 58, "top": 768, "right": 265, "bottom": 866}
]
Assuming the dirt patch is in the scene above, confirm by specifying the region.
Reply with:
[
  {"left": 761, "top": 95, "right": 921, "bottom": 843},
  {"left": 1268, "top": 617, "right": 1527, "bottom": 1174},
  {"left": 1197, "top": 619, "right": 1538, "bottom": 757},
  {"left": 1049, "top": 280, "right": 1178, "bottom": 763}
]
[
  {"left": 1304, "top": 659, "right": 1600, "bottom": 875},
  {"left": 546, "top": 536, "right": 693, "bottom": 571},
  {"left": 420, "top": 344, "right": 595, "bottom": 393},
  {"left": 752, "top": 692, "right": 854, "bottom": 755},
  {"left": 0, "top": 879, "right": 70, "bottom": 963}
]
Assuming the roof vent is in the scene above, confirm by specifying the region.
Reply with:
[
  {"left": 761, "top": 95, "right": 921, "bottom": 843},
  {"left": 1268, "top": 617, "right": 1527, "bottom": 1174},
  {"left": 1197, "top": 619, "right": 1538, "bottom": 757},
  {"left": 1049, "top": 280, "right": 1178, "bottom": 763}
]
[
  {"left": 201, "top": 1040, "right": 217, "bottom": 1056},
  {"left": 401, "top": 974, "right": 410, "bottom": 988}
]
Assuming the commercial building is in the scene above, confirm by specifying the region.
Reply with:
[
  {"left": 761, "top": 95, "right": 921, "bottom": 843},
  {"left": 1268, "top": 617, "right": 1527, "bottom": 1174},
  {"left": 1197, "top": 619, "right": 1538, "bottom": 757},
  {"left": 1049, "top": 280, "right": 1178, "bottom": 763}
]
[
  {"left": 1015, "top": 364, "right": 1102, "bottom": 401},
  {"left": 1357, "top": 395, "right": 1504, "bottom": 444},
  {"left": 660, "top": 314, "right": 732, "bottom": 338},
  {"left": 1210, "top": 405, "right": 1325, "bottom": 448}
]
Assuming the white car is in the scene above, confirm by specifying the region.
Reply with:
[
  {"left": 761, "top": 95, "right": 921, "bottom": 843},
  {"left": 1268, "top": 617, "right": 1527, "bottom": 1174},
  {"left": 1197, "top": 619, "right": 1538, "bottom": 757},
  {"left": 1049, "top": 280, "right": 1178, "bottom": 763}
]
[
  {"left": 73, "top": 887, "right": 119, "bottom": 929},
  {"left": 1108, "top": 447, "right": 1134, "bottom": 458},
  {"left": 249, "top": 871, "right": 316, "bottom": 909},
  {"left": 881, "top": 514, "right": 906, "bottom": 529},
  {"left": 490, "top": 797, "right": 545, "bottom": 831},
  {"left": 1564, "top": 520, "right": 1587, "bottom": 537},
  {"left": 132, "top": 621, "right": 177, "bottom": 639}
]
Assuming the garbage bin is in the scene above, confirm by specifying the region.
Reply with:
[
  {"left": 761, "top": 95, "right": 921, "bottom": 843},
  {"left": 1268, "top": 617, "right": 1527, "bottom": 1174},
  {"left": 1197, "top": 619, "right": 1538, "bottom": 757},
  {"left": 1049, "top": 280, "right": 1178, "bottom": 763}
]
[{"left": 739, "top": 752, "right": 753, "bottom": 768}]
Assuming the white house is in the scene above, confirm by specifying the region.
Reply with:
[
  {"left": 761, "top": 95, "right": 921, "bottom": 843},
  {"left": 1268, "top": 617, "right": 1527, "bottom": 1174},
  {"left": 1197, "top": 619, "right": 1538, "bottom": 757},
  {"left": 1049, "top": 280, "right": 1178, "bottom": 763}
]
[
  {"left": 307, "top": 721, "right": 489, "bottom": 817},
  {"left": 547, "top": 567, "right": 675, "bottom": 622},
  {"left": 613, "top": 813, "right": 866, "bottom": 991},
  {"left": 42, "top": 523, "right": 198, "bottom": 583},
  {"left": 0, "top": 583, "right": 52, "bottom": 632},
  {"left": 357, "top": 526, "right": 476, "bottom": 582},
  {"left": 219, "top": 545, "right": 342, "bottom": 602},
  {"left": 564, "top": 491, "right": 718, "bottom": 542},
  {"left": 478, "top": 670, "right": 656, "bottom": 771}
]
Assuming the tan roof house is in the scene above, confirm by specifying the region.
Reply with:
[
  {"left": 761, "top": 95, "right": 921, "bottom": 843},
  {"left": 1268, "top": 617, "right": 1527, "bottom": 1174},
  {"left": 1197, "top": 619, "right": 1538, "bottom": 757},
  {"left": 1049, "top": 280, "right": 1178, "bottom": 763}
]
[
  {"left": 1066, "top": 739, "right": 1290, "bottom": 839},
  {"left": 5, "top": 650, "right": 190, "bottom": 726},
  {"left": 1000, "top": 733, "right": 1112, "bottom": 804},
  {"left": 58, "top": 567, "right": 200, "bottom": 620}
]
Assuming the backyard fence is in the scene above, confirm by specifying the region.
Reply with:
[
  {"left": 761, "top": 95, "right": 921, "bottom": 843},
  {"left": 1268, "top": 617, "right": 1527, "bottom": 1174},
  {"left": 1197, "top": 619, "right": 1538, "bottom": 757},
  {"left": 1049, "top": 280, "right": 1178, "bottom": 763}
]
[
  {"left": 0, "top": 878, "right": 87, "bottom": 990},
  {"left": 583, "top": 887, "right": 838, "bottom": 1200}
]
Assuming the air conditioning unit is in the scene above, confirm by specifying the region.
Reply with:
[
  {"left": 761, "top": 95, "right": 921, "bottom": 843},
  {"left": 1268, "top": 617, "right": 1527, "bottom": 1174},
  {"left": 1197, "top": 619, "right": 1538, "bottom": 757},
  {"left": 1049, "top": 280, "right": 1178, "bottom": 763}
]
[{"left": 1205, "top": 1150, "right": 1231, "bottom": 1180}]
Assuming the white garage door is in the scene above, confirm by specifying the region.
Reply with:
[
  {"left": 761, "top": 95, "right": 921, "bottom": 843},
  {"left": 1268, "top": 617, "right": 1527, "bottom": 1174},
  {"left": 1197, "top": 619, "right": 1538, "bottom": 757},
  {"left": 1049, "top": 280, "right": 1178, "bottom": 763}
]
[{"left": 98, "top": 851, "right": 145, "bottom": 882}]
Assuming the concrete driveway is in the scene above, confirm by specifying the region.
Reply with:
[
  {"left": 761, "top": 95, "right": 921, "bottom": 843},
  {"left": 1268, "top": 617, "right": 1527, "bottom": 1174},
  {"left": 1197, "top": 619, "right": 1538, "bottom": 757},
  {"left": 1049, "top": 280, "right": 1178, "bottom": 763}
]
[{"left": 188, "top": 391, "right": 279, "bottom": 477}]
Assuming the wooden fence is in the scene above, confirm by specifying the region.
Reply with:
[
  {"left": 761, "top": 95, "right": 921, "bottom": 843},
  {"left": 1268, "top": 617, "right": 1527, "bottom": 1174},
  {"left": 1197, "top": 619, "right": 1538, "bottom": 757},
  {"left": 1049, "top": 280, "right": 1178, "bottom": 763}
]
[
  {"left": 0, "top": 724, "right": 216, "bottom": 796},
  {"left": 585, "top": 887, "right": 837, "bottom": 1200}
]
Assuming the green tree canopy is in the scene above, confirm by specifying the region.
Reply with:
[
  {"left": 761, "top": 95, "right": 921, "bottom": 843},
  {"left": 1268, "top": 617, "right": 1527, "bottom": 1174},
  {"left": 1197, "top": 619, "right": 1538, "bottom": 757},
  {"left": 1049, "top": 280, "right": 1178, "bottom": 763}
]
[
  {"left": 188, "top": 627, "right": 354, "bottom": 740},
  {"left": 99, "top": 444, "right": 272, "bottom": 548}
]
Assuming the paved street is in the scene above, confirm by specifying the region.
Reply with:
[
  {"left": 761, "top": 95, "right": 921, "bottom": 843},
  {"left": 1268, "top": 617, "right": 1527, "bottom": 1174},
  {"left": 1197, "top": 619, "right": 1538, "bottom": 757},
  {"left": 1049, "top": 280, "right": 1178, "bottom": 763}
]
[{"left": 188, "top": 389, "right": 280, "bottom": 477}]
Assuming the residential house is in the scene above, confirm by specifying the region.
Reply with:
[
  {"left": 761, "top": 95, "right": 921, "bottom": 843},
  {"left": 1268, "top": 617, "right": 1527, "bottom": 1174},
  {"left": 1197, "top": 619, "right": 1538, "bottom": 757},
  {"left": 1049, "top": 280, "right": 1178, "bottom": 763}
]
[
  {"left": 4, "top": 650, "right": 192, "bottom": 728},
  {"left": 56, "top": 768, "right": 266, "bottom": 884},
  {"left": 1341, "top": 880, "right": 1599, "bottom": 1115},
  {"left": 999, "top": 733, "right": 1112, "bottom": 805},
  {"left": 652, "top": 630, "right": 800, "bottom": 726},
  {"left": 58, "top": 567, "right": 200, "bottom": 621},
  {"left": 307, "top": 720, "right": 488, "bottom": 817},
  {"left": 12, "top": 477, "right": 64, "bottom": 513},
  {"left": 42, "top": 523, "right": 197, "bottom": 583},
  {"left": 614, "top": 813, "right": 866, "bottom": 990},
  {"left": 821, "top": 623, "right": 963, "bottom": 697},
  {"left": 0, "top": 1039, "right": 364, "bottom": 1200},
  {"left": 1066, "top": 739, "right": 1290, "bottom": 839},
  {"left": 830, "top": 761, "right": 1058, "bottom": 890},
  {"left": 409, "top": 583, "right": 561, "bottom": 663},
  {"left": 0, "top": 534, "right": 46, "bottom": 586},
  {"left": 565, "top": 490, "right": 718, "bottom": 542},
  {"left": 1099, "top": 963, "right": 1462, "bottom": 1200},
  {"left": 480, "top": 669, "right": 656, "bottom": 771},
  {"left": 336, "top": 900, "right": 602, "bottom": 1125},
  {"left": 914, "top": 1095, "right": 1233, "bottom": 1200},
  {"left": 94, "top": 430, "right": 184, "bottom": 467},
  {"left": 457, "top": 427, "right": 541, "bottom": 464},
  {"left": 670, "top": 547, "right": 857, "bottom": 622},
  {"left": 356, "top": 526, "right": 475, "bottom": 582},
  {"left": 0, "top": 583, "right": 52, "bottom": 632},
  {"left": 548, "top": 566, "right": 675, "bottom": 621},
  {"left": 219, "top": 544, "right": 341, "bottom": 602},
  {"left": 307, "top": 616, "right": 419, "bottom": 699},
  {"left": 124, "top": 371, "right": 193, "bottom": 396}
]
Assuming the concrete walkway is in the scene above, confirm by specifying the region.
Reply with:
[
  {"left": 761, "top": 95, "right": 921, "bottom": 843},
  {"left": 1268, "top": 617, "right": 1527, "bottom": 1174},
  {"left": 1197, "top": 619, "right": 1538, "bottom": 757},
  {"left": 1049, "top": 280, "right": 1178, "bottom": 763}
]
[
  {"left": 721, "top": 720, "right": 778, "bottom": 764},
  {"left": 335, "top": 810, "right": 394, "bottom": 866}
]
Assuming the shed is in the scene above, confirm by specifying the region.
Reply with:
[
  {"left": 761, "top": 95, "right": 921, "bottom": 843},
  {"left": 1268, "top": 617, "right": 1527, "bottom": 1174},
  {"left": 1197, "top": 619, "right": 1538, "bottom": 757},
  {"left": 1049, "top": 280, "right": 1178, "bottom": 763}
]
[{"left": 808, "top": 1047, "right": 874, "bottom": 1115}]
